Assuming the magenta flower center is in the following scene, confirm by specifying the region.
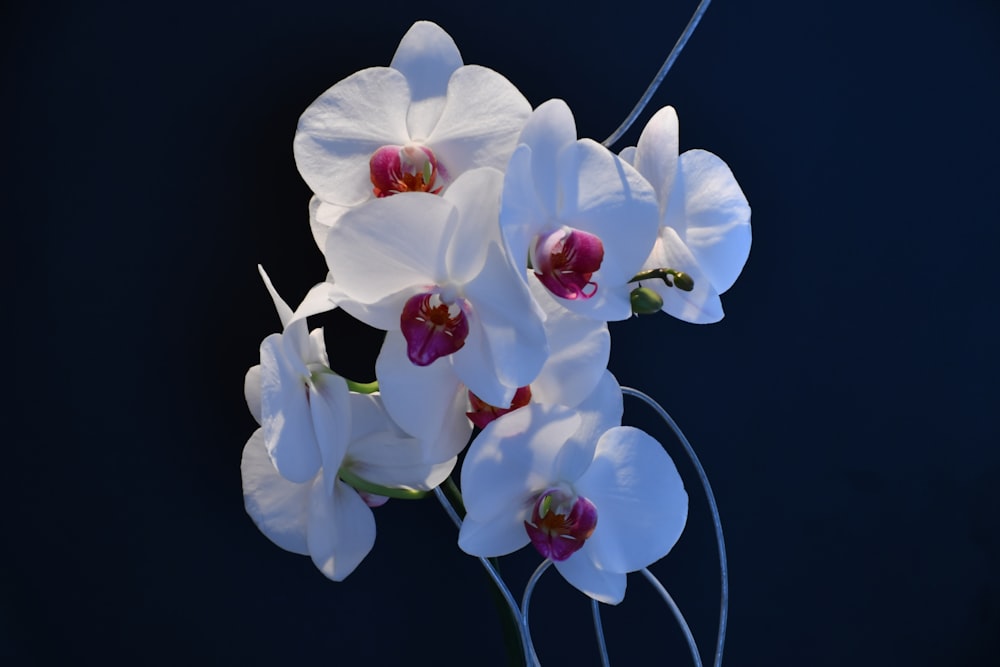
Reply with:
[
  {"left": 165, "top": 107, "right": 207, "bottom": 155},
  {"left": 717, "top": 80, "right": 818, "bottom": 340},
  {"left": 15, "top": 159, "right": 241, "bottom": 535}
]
[
  {"left": 369, "top": 144, "right": 443, "bottom": 198},
  {"left": 466, "top": 385, "right": 533, "bottom": 430},
  {"left": 531, "top": 227, "right": 604, "bottom": 300},
  {"left": 524, "top": 487, "right": 598, "bottom": 561},
  {"left": 400, "top": 292, "right": 469, "bottom": 366}
]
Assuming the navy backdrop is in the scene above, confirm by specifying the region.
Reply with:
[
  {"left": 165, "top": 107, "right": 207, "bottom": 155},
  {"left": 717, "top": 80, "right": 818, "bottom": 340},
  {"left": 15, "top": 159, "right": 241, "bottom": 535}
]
[{"left": 6, "top": 0, "right": 999, "bottom": 665}]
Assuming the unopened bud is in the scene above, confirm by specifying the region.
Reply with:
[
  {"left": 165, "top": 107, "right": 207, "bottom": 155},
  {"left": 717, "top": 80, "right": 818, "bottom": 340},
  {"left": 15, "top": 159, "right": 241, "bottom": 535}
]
[{"left": 630, "top": 286, "right": 663, "bottom": 315}]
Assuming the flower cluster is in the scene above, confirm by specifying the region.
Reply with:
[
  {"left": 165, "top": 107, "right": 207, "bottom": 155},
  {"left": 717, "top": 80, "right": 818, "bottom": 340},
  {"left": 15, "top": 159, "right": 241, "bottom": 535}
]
[{"left": 242, "top": 21, "right": 750, "bottom": 604}]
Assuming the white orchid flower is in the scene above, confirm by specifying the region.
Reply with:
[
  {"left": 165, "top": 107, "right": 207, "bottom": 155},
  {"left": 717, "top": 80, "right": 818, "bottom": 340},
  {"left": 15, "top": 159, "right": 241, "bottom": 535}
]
[
  {"left": 244, "top": 266, "right": 349, "bottom": 485},
  {"left": 242, "top": 392, "right": 454, "bottom": 582},
  {"left": 499, "top": 99, "right": 660, "bottom": 322},
  {"left": 457, "top": 399, "right": 687, "bottom": 605},
  {"left": 325, "top": 167, "right": 548, "bottom": 411},
  {"left": 295, "top": 20, "right": 531, "bottom": 249},
  {"left": 620, "top": 106, "right": 751, "bottom": 323}
]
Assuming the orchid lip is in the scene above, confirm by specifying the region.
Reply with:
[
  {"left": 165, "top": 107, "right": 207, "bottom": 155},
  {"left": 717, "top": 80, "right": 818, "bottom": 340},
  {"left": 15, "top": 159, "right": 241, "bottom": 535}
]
[
  {"left": 369, "top": 143, "right": 444, "bottom": 198},
  {"left": 524, "top": 487, "right": 598, "bottom": 561},
  {"left": 466, "top": 385, "right": 532, "bottom": 429},
  {"left": 400, "top": 291, "right": 469, "bottom": 366},
  {"left": 531, "top": 226, "right": 604, "bottom": 300}
]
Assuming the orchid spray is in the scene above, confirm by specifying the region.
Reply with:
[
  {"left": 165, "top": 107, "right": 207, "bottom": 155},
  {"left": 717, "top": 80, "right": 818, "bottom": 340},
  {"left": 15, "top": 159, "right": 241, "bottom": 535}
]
[{"left": 241, "top": 2, "right": 749, "bottom": 664}]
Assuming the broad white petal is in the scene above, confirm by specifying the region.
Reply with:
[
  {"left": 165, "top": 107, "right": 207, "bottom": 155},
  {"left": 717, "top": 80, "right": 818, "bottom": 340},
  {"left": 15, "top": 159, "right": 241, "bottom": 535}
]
[
  {"left": 307, "top": 476, "right": 376, "bottom": 582},
  {"left": 641, "top": 226, "right": 724, "bottom": 324},
  {"left": 554, "top": 371, "right": 623, "bottom": 483},
  {"left": 443, "top": 167, "right": 503, "bottom": 285},
  {"left": 390, "top": 21, "right": 463, "bottom": 139},
  {"left": 618, "top": 146, "right": 636, "bottom": 165},
  {"left": 575, "top": 426, "right": 688, "bottom": 574},
  {"left": 671, "top": 149, "right": 751, "bottom": 293},
  {"left": 294, "top": 68, "right": 411, "bottom": 206},
  {"left": 518, "top": 99, "right": 577, "bottom": 217},
  {"left": 427, "top": 66, "right": 531, "bottom": 176},
  {"left": 450, "top": 304, "right": 512, "bottom": 408},
  {"left": 376, "top": 331, "right": 472, "bottom": 461},
  {"left": 463, "top": 242, "right": 548, "bottom": 390},
  {"left": 343, "top": 392, "right": 457, "bottom": 488},
  {"left": 634, "top": 106, "right": 679, "bottom": 213},
  {"left": 458, "top": 514, "right": 530, "bottom": 558},
  {"left": 325, "top": 193, "right": 453, "bottom": 305},
  {"left": 308, "top": 372, "right": 352, "bottom": 495},
  {"left": 241, "top": 429, "right": 310, "bottom": 555},
  {"left": 460, "top": 404, "right": 580, "bottom": 521},
  {"left": 260, "top": 334, "right": 321, "bottom": 483},
  {"left": 553, "top": 545, "right": 627, "bottom": 605},
  {"left": 528, "top": 279, "right": 610, "bottom": 409},
  {"left": 245, "top": 365, "right": 262, "bottom": 425}
]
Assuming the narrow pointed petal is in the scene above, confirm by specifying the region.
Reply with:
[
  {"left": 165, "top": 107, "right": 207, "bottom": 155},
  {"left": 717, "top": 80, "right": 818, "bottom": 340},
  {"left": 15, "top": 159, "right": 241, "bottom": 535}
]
[
  {"left": 642, "top": 226, "right": 724, "bottom": 324},
  {"left": 287, "top": 280, "right": 340, "bottom": 327},
  {"left": 553, "top": 544, "right": 627, "bottom": 604},
  {"left": 670, "top": 149, "right": 752, "bottom": 293},
  {"left": 376, "top": 331, "right": 472, "bottom": 461},
  {"left": 575, "top": 426, "right": 688, "bottom": 574},
  {"left": 260, "top": 335, "right": 321, "bottom": 483},
  {"left": 634, "top": 106, "right": 679, "bottom": 213},
  {"left": 294, "top": 68, "right": 411, "bottom": 206},
  {"left": 427, "top": 66, "right": 531, "bottom": 176},
  {"left": 241, "top": 429, "right": 310, "bottom": 555},
  {"left": 258, "top": 264, "right": 293, "bottom": 328},
  {"left": 307, "top": 476, "right": 376, "bottom": 582},
  {"left": 308, "top": 372, "right": 352, "bottom": 496}
]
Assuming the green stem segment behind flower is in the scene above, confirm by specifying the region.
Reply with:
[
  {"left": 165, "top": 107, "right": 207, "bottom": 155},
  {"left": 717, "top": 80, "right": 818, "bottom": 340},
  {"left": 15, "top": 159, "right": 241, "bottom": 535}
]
[
  {"left": 338, "top": 466, "right": 428, "bottom": 500},
  {"left": 630, "top": 267, "right": 695, "bottom": 291}
]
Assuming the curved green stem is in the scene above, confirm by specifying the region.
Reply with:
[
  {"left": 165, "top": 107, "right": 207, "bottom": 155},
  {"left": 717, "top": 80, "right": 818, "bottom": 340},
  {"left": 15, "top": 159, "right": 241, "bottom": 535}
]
[{"left": 338, "top": 467, "right": 427, "bottom": 500}]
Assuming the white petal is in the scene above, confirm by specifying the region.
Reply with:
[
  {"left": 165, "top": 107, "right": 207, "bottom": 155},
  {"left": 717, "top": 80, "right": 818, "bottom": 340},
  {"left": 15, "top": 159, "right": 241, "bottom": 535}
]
[
  {"left": 241, "top": 429, "right": 310, "bottom": 555},
  {"left": 575, "top": 427, "right": 688, "bottom": 574},
  {"left": 618, "top": 146, "right": 636, "bottom": 166},
  {"left": 307, "top": 476, "right": 376, "bottom": 581},
  {"left": 443, "top": 167, "right": 503, "bottom": 285},
  {"left": 670, "top": 149, "right": 751, "bottom": 293},
  {"left": 462, "top": 242, "right": 548, "bottom": 390},
  {"left": 528, "top": 279, "right": 610, "bottom": 409},
  {"left": 308, "top": 372, "right": 352, "bottom": 495},
  {"left": 294, "top": 68, "right": 411, "bottom": 206},
  {"left": 498, "top": 144, "right": 544, "bottom": 286},
  {"left": 325, "top": 193, "right": 453, "bottom": 306},
  {"left": 641, "top": 226, "right": 724, "bottom": 324},
  {"left": 343, "top": 392, "right": 456, "bottom": 489},
  {"left": 518, "top": 99, "right": 577, "bottom": 217},
  {"left": 634, "top": 106, "right": 679, "bottom": 214},
  {"left": 457, "top": 514, "right": 530, "bottom": 558},
  {"left": 555, "top": 371, "right": 623, "bottom": 483},
  {"left": 257, "top": 264, "right": 293, "bottom": 328},
  {"left": 390, "top": 21, "right": 463, "bottom": 140},
  {"left": 460, "top": 404, "right": 580, "bottom": 521},
  {"left": 309, "top": 196, "right": 350, "bottom": 253},
  {"left": 287, "top": 280, "right": 340, "bottom": 327},
  {"left": 427, "top": 66, "right": 531, "bottom": 176},
  {"left": 553, "top": 544, "right": 627, "bottom": 605},
  {"left": 245, "top": 365, "right": 262, "bottom": 425},
  {"left": 450, "top": 304, "right": 512, "bottom": 408},
  {"left": 260, "top": 334, "right": 321, "bottom": 483},
  {"left": 376, "top": 331, "right": 472, "bottom": 461}
]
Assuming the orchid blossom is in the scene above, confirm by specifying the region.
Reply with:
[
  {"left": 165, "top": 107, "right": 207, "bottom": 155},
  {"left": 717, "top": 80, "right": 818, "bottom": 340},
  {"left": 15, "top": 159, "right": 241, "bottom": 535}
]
[
  {"left": 457, "top": 400, "right": 688, "bottom": 604},
  {"left": 620, "top": 106, "right": 751, "bottom": 323},
  {"left": 499, "top": 99, "right": 661, "bottom": 321},
  {"left": 295, "top": 21, "right": 531, "bottom": 249}
]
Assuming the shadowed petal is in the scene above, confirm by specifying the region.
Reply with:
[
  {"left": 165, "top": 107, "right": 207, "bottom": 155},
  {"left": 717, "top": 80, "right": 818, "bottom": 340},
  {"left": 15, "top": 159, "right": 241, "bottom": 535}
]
[
  {"left": 241, "top": 429, "right": 310, "bottom": 555},
  {"left": 307, "top": 476, "right": 376, "bottom": 582}
]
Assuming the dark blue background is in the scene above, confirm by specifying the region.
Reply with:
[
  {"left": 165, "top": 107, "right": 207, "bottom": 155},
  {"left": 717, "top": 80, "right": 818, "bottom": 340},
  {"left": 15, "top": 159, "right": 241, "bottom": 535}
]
[{"left": 6, "top": 1, "right": 999, "bottom": 664}]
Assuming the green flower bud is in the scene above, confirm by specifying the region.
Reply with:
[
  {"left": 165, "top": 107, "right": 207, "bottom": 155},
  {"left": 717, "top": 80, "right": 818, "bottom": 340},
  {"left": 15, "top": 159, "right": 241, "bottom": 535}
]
[{"left": 630, "top": 286, "right": 664, "bottom": 315}]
